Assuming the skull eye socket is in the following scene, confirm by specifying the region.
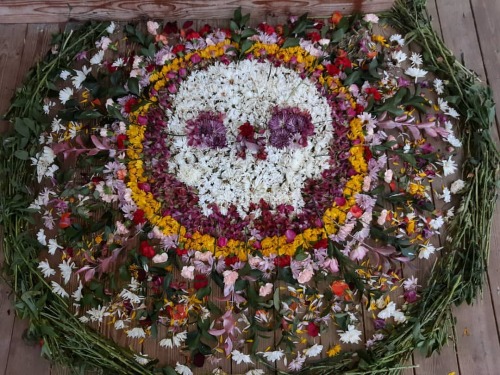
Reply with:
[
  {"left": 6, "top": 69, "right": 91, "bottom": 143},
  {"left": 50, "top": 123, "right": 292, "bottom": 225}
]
[
  {"left": 267, "top": 106, "right": 315, "bottom": 149},
  {"left": 185, "top": 111, "right": 227, "bottom": 150}
]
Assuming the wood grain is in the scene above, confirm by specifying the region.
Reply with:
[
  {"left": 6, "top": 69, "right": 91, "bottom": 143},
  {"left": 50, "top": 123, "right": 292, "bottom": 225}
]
[{"left": 0, "top": 0, "right": 395, "bottom": 23}]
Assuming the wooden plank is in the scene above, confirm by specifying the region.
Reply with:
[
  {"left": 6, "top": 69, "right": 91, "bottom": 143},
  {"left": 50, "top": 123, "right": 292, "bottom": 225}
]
[
  {"left": 0, "top": 0, "right": 395, "bottom": 23},
  {"left": 434, "top": 0, "right": 500, "bottom": 374},
  {"left": 4, "top": 318, "right": 51, "bottom": 375}
]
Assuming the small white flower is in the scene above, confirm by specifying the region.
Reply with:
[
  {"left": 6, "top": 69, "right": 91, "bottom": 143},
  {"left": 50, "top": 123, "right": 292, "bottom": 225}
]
[
  {"left": 51, "top": 281, "right": 69, "bottom": 298},
  {"left": 245, "top": 370, "right": 265, "bottom": 375},
  {"left": 404, "top": 66, "right": 427, "bottom": 82},
  {"left": 147, "top": 21, "right": 159, "bottom": 35},
  {"left": 51, "top": 117, "right": 66, "bottom": 133},
  {"left": 134, "top": 354, "right": 151, "bottom": 365},
  {"left": 127, "top": 327, "right": 146, "bottom": 339},
  {"left": 258, "top": 349, "right": 284, "bottom": 362},
  {"left": 384, "top": 169, "right": 393, "bottom": 183},
  {"left": 71, "top": 66, "right": 91, "bottom": 89},
  {"left": 72, "top": 281, "right": 84, "bottom": 302},
  {"left": 37, "top": 229, "right": 47, "bottom": 246},
  {"left": 363, "top": 14, "right": 379, "bottom": 23},
  {"left": 391, "top": 50, "right": 407, "bottom": 67},
  {"left": 38, "top": 260, "right": 56, "bottom": 278},
  {"left": 90, "top": 50, "right": 105, "bottom": 65},
  {"left": 120, "top": 289, "right": 143, "bottom": 304},
  {"left": 114, "top": 320, "right": 126, "bottom": 330},
  {"left": 231, "top": 350, "right": 254, "bottom": 365},
  {"left": 48, "top": 238, "right": 63, "bottom": 255},
  {"left": 429, "top": 216, "right": 445, "bottom": 230},
  {"left": 59, "top": 87, "right": 74, "bottom": 104},
  {"left": 59, "top": 70, "right": 71, "bottom": 80},
  {"left": 409, "top": 52, "right": 423, "bottom": 67},
  {"left": 59, "top": 258, "right": 75, "bottom": 284},
  {"left": 152, "top": 252, "right": 168, "bottom": 263},
  {"left": 439, "top": 156, "right": 458, "bottom": 176},
  {"left": 304, "top": 344, "right": 323, "bottom": 357},
  {"left": 439, "top": 187, "right": 451, "bottom": 203},
  {"left": 450, "top": 179, "right": 465, "bottom": 194},
  {"left": 389, "top": 34, "right": 405, "bottom": 46},
  {"left": 338, "top": 325, "right": 362, "bottom": 344},
  {"left": 175, "top": 362, "right": 193, "bottom": 375},
  {"left": 106, "top": 21, "right": 116, "bottom": 34},
  {"left": 433, "top": 78, "right": 444, "bottom": 95},
  {"left": 418, "top": 243, "right": 439, "bottom": 259},
  {"left": 159, "top": 331, "right": 187, "bottom": 348},
  {"left": 402, "top": 275, "right": 419, "bottom": 291},
  {"left": 112, "top": 57, "right": 125, "bottom": 67}
]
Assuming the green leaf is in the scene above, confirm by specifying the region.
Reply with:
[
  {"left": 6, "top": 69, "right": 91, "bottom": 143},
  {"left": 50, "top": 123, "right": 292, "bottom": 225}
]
[
  {"left": 76, "top": 110, "right": 102, "bottom": 120},
  {"left": 14, "top": 118, "right": 30, "bottom": 138},
  {"left": 240, "top": 28, "right": 257, "bottom": 39},
  {"left": 196, "top": 286, "right": 211, "bottom": 299},
  {"left": 230, "top": 20, "right": 239, "bottom": 32},
  {"left": 128, "top": 77, "right": 140, "bottom": 96},
  {"left": 281, "top": 38, "right": 300, "bottom": 49},
  {"left": 240, "top": 39, "right": 254, "bottom": 54},
  {"left": 343, "top": 70, "right": 362, "bottom": 86},
  {"left": 330, "top": 28, "right": 345, "bottom": 43},
  {"left": 14, "top": 150, "right": 29, "bottom": 160},
  {"left": 161, "top": 366, "right": 177, "bottom": 375},
  {"left": 273, "top": 287, "right": 280, "bottom": 310}
]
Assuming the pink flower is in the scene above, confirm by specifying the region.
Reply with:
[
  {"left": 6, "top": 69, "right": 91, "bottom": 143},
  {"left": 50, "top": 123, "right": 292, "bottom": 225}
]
[
  {"left": 377, "top": 209, "right": 388, "bottom": 225},
  {"left": 223, "top": 270, "right": 239, "bottom": 296},
  {"left": 297, "top": 267, "right": 314, "bottom": 283},
  {"left": 152, "top": 253, "right": 168, "bottom": 263},
  {"left": 259, "top": 283, "right": 273, "bottom": 297},
  {"left": 384, "top": 169, "right": 393, "bottom": 183},
  {"left": 322, "top": 258, "right": 339, "bottom": 273},
  {"left": 350, "top": 245, "right": 368, "bottom": 261},
  {"left": 181, "top": 265, "right": 195, "bottom": 280},
  {"left": 147, "top": 21, "right": 159, "bottom": 35},
  {"left": 248, "top": 256, "right": 262, "bottom": 268},
  {"left": 194, "top": 251, "right": 213, "bottom": 262},
  {"left": 362, "top": 176, "right": 372, "bottom": 192},
  {"left": 285, "top": 229, "right": 296, "bottom": 243}
]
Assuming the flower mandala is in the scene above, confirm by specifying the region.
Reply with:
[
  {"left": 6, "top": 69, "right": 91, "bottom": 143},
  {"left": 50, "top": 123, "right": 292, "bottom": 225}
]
[{"left": 4, "top": 5, "right": 496, "bottom": 375}]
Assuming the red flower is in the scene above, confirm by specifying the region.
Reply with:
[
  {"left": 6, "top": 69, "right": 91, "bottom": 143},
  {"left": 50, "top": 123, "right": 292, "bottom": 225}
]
[
  {"left": 274, "top": 255, "right": 291, "bottom": 268},
  {"left": 365, "top": 87, "right": 382, "bottom": 101},
  {"left": 123, "top": 97, "right": 138, "bottom": 113},
  {"left": 307, "top": 322, "right": 320, "bottom": 337},
  {"left": 163, "top": 21, "right": 178, "bottom": 34},
  {"left": 172, "top": 44, "right": 185, "bottom": 55},
  {"left": 331, "top": 280, "right": 349, "bottom": 297},
  {"left": 140, "top": 240, "right": 155, "bottom": 258},
  {"left": 199, "top": 24, "right": 211, "bottom": 35},
  {"left": 335, "top": 55, "right": 352, "bottom": 69},
  {"left": 307, "top": 31, "right": 321, "bottom": 43},
  {"left": 331, "top": 11, "right": 343, "bottom": 25},
  {"left": 176, "top": 247, "right": 188, "bottom": 256},
  {"left": 313, "top": 238, "right": 329, "bottom": 250},
  {"left": 364, "top": 146, "right": 373, "bottom": 161},
  {"left": 59, "top": 212, "right": 71, "bottom": 229},
  {"left": 194, "top": 274, "right": 209, "bottom": 290},
  {"left": 326, "top": 63, "right": 340, "bottom": 76},
  {"left": 224, "top": 255, "right": 239, "bottom": 267},
  {"left": 239, "top": 122, "right": 255, "bottom": 138},
  {"left": 349, "top": 204, "right": 363, "bottom": 218},
  {"left": 186, "top": 31, "right": 201, "bottom": 40},
  {"left": 133, "top": 209, "right": 147, "bottom": 225},
  {"left": 116, "top": 134, "right": 127, "bottom": 149},
  {"left": 259, "top": 23, "right": 275, "bottom": 35}
]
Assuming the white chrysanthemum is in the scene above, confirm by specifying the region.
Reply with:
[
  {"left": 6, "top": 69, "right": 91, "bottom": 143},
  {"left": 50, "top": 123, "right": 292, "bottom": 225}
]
[
  {"left": 90, "top": 50, "right": 105, "bottom": 65},
  {"left": 159, "top": 331, "right": 187, "bottom": 348},
  {"left": 418, "top": 243, "right": 439, "bottom": 259},
  {"left": 106, "top": 22, "right": 116, "bottom": 34},
  {"left": 409, "top": 52, "right": 423, "bottom": 67},
  {"left": 450, "top": 179, "right": 465, "bottom": 194},
  {"left": 31, "top": 146, "right": 59, "bottom": 182},
  {"left": 446, "top": 132, "right": 462, "bottom": 147},
  {"left": 433, "top": 78, "right": 444, "bottom": 95},
  {"left": 404, "top": 66, "right": 427, "bottom": 82},
  {"left": 134, "top": 353, "right": 151, "bottom": 365},
  {"left": 72, "top": 281, "right": 84, "bottom": 303},
  {"left": 175, "top": 363, "right": 193, "bottom": 375},
  {"left": 48, "top": 238, "right": 63, "bottom": 255},
  {"left": 120, "top": 288, "right": 143, "bottom": 304},
  {"left": 38, "top": 260, "right": 55, "bottom": 278},
  {"left": 304, "top": 343, "right": 323, "bottom": 357},
  {"left": 51, "top": 281, "right": 69, "bottom": 298},
  {"left": 245, "top": 370, "right": 265, "bottom": 375},
  {"left": 71, "top": 66, "right": 91, "bottom": 89},
  {"left": 258, "top": 349, "right": 284, "bottom": 362},
  {"left": 439, "top": 187, "right": 451, "bottom": 203},
  {"left": 59, "top": 87, "right": 73, "bottom": 104},
  {"left": 391, "top": 50, "right": 407, "bottom": 66},
  {"left": 338, "top": 325, "right": 362, "bottom": 344},
  {"left": 58, "top": 258, "right": 75, "bottom": 284},
  {"left": 37, "top": 229, "right": 47, "bottom": 246},
  {"left": 60, "top": 70, "right": 71, "bottom": 80},
  {"left": 439, "top": 156, "right": 458, "bottom": 176},
  {"left": 127, "top": 327, "right": 146, "bottom": 339},
  {"left": 87, "top": 305, "right": 108, "bottom": 323},
  {"left": 168, "top": 60, "right": 333, "bottom": 217},
  {"left": 429, "top": 216, "right": 445, "bottom": 230},
  {"left": 231, "top": 350, "right": 253, "bottom": 365},
  {"left": 377, "top": 301, "right": 406, "bottom": 323},
  {"left": 389, "top": 34, "right": 405, "bottom": 46}
]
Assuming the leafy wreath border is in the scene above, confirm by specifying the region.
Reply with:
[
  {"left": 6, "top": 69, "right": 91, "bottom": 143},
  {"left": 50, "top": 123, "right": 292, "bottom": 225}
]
[{"left": 0, "top": 0, "right": 498, "bottom": 374}]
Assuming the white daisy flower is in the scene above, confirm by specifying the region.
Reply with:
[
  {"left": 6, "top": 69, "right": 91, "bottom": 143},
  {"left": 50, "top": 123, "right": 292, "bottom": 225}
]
[
  {"left": 404, "top": 66, "right": 427, "bottom": 82},
  {"left": 58, "top": 258, "right": 75, "bottom": 284},
  {"left": 114, "top": 320, "right": 126, "bottom": 330},
  {"left": 439, "top": 156, "right": 458, "bottom": 176},
  {"left": 48, "top": 238, "right": 63, "bottom": 255},
  {"left": 338, "top": 325, "right": 362, "bottom": 344},
  {"left": 429, "top": 216, "right": 445, "bottom": 230},
  {"left": 409, "top": 52, "right": 423, "bottom": 67},
  {"left": 87, "top": 305, "right": 108, "bottom": 323},
  {"left": 127, "top": 327, "right": 146, "bottom": 339},
  {"left": 37, "top": 229, "right": 47, "bottom": 246},
  {"left": 433, "top": 78, "right": 444, "bottom": 94},
  {"left": 304, "top": 344, "right": 323, "bottom": 357},
  {"left": 258, "top": 349, "right": 284, "bottom": 362},
  {"left": 391, "top": 50, "right": 407, "bottom": 67},
  {"left": 51, "top": 281, "right": 69, "bottom": 298},
  {"left": 106, "top": 21, "right": 116, "bottom": 34},
  {"left": 446, "top": 132, "right": 462, "bottom": 148},
  {"left": 59, "top": 70, "right": 71, "bottom": 80},
  {"left": 90, "top": 50, "right": 105, "bottom": 65},
  {"left": 231, "top": 350, "right": 253, "bottom": 365},
  {"left": 72, "top": 281, "right": 84, "bottom": 303},
  {"left": 439, "top": 187, "right": 451, "bottom": 203},
  {"left": 418, "top": 243, "right": 440, "bottom": 259},
  {"left": 389, "top": 34, "right": 405, "bottom": 46},
  {"left": 175, "top": 363, "right": 193, "bottom": 375},
  {"left": 159, "top": 331, "right": 187, "bottom": 348},
  {"left": 133, "top": 354, "right": 151, "bottom": 365},
  {"left": 245, "top": 370, "right": 265, "bottom": 375},
  {"left": 450, "top": 179, "right": 465, "bottom": 194},
  {"left": 58, "top": 87, "right": 74, "bottom": 104},
  {"left": 38, "top": 260, "right": 55, "bottom": 278}
]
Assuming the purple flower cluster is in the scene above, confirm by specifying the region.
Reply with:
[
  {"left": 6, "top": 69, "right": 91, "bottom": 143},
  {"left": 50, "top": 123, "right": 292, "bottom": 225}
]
[
  {"left": 268, "top": 107, "right": 314, "bottom": 149},
  {"left": 186, "top": 111, "right": 227, "bottom": 149}
]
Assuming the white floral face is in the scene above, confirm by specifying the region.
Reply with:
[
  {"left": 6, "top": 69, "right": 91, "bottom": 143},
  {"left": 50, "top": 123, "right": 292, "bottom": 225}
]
[{"left": 166, "top": 60, "right": 333, "bottom": 217}]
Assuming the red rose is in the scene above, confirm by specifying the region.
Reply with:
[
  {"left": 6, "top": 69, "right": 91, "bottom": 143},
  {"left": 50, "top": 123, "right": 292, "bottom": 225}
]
[
  {"left": 172, "top": 44, "right": 185, "bottom": 55},
  {"left": 274, "top": 255, "right": 291, "bottom": 268},
  {"left": 199, "top": 24, "right": 211, "bottom": 35},
  {"left": 224, "top": 255, "right": 239, "bottom": 267},
  {"left": 259, "top": 23, "right": 275, "bottom": 35},
  {"left": 116, "top": 134, "right": 127, "bottom": 149},
  {"left": 193, "top": 274, "right": 209, "bottom": 290},
  {"left": 307, "top": 322, "right": 320, "bottom": 337},
  {"left": 326, "top": 63, "right": 340, "bottom": 76},
  {"left": 364, "top": 146, "right": 373, "bottom": 161},
  {"left": 133, "top": 209, "right": 146, "bottom": 225},
  {"left": 140, "top": 240, "right": 155, "bottom": 258}
]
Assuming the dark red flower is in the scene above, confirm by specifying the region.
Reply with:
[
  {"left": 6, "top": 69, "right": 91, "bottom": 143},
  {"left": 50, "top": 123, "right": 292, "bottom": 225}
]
[
  {"left": 163, "top": 22, "right": 178, "bottom": 34},
  {"left": 274, "top": 255, "right": 291, "bottom": 268},
  {"left": 176, "top": 247, "right": 188, "bottom": 256},
  {"left": 365, "top": 87, "right": 382, "bottom": 101},
  {"left": 224, "top": 255, "right": 239, "bottom": 267},
  {"left": 116, "top": 134, "right": 127, "bottom": 150},
  {"left": 199, "top": 24, "right": 211, "bottom": 35},
  {"left": 307, "top": 31, "right": 321, "bottom": 42},
  {"left": 326, "top": 63, "right": 340, "bottom": 76},
  {"left": 194, "top": 274, "right": 209, "bottom": 290},
  {"left": 172, "top": 44, "right": 185, "bottom": 55},
  {"left": 313, "top": 238, "right": 329, "bottom": 250},
  {"left": 59, "top": 212, "right": 71, "bottom": 229},
  {"left": 124, "top": 97, "right": 138, "bottom": 113},
  {"left": 133, "top": 209, "right": 147, "bottom": 225},
  {"left": 307, "top": 322, "right": 320, "bottom": 337},
  {"left": 140, "top": 240, "right": 155, "bottom": 258},
  {"left": 239, "top": 122, "right": 255, "bottom": 138},
  {"left": 186, "top": 31, "right": 201, "bottom": 40},
  {"left": 193, "top": 352, "right": 205, "bottom": 367},
  {"left": 259, "top": 23, "right": 275, "bottom": 35},
  {"left": 364, "top": 146, "right": 373, "bottom": 161}
]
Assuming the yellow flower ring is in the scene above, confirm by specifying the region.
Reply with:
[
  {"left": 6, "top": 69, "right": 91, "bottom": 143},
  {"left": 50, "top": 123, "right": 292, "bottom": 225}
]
[{"left": 126, "top": 40, "right": 368, "bottom": 261}]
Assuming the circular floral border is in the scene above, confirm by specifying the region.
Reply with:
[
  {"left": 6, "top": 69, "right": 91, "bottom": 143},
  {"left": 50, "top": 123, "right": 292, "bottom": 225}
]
[{"left": 0, "top": 1, "right": 497, "bottom": 374}]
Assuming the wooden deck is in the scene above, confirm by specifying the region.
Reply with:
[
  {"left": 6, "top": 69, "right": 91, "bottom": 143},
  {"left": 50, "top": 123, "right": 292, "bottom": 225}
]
[{"left": 0, "top": 0, "right": 499, "bottom": 374}]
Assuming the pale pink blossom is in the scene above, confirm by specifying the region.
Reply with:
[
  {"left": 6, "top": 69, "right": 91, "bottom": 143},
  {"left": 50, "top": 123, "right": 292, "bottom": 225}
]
[
  {"left": 147, "top": 21, "right": 159, "bottom": 35},
  {"left": 259, "top": 282, "right": 273, "bottom": 296},
  {"left": 195, "top": 251, "right": 213, "bottom": 262},
  {"left": 181, "top": 265, "right": 195, "bottom": 280},
  {"left": 297, "top": 267, "right": 314, "bottom": 283},
  {"left": 384, "top": 169, "right": 393, "bottom": 183},
  {"left": 152, "top": 253, "right": 168, "bottom": 263}
]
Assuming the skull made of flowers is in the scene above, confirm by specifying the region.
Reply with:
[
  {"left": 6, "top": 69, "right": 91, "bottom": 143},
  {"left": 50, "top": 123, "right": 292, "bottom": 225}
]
[{"left": 164, "top": 59, "right": 335, "bottom": 219}]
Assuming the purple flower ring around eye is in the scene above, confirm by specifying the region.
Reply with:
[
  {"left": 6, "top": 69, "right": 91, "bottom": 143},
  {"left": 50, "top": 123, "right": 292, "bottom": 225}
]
[{"left": 268, "top": 106, "right": 315, "bottom": 149}]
